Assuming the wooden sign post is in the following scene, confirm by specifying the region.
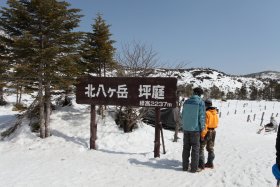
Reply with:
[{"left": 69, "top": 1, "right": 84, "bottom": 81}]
[
  {"left": 90, "top": 104, "right": 97, "bottom": 149},
  {"left": 76, "top": 76, "right": 177, "bottom": 158},
  {"left": 154, "top": 107, "right": 161, "bottom": 158}
]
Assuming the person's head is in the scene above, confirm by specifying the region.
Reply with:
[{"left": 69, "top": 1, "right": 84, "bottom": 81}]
[
  {"left": 205, "top": 99, "right": 212, "bottom": 108},
  {"left": 193, "top": 87, "right": 203, "bottom": 97}
]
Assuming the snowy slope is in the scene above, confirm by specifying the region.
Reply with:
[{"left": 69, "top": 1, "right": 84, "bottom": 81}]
[
  {"left": 0, "top": 94, "right": 280, "bottom": 187},
  {"left": 147, "top": 68, "right": 279, "bottom": 95}
]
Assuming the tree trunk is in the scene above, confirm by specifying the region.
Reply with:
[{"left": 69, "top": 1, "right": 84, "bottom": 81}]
[
  {"left": 16, "top": 84, "right": 19, "bottom": 104},
  {"left": 39, "top": 28, "right": 46, "bottom": 138},
  {"left": 19, "top": 85, "right": 22, "bottom": 104},
  {"left": 0, "top": 86, "right": 7, "bottom": 106},
  {"left": 62, "top": 88, "right": 72, "bottom": 106},
  {"left": 44, "top": 81, "right": 51, "bottom": 137},
  {"left": 103, "top": 61, "right": 106, "bottom": 77},
  {"left": 39, "top": 76, "right": 45, "bottom": 138}
]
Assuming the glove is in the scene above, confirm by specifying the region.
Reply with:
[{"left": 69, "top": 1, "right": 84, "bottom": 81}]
[
  {"left": 272, "top": 164, "right": 280, "bottom": 180},
  {"left": 200, "top": 135, "right": 205, "bottom": 142}
]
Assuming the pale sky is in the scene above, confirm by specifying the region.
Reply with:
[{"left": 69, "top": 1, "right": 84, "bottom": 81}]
[{"left": 1, "top": 0, "right": 280, "bottom": 75}]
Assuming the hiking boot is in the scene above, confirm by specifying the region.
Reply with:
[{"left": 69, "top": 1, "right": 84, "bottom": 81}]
[
  {"left": 183, "top": 164, "right": 190, "bottom": 172},
  {"left": 198, "top": 163, "right": 205, "bottom": 170},
  {"left": 205, "top": 163, "right": 214, "bottom": 169},
  {"left": 190, "top": 168, "right": 202, "bottom": 173},
  {"left": 183, "top": 167, "right": 188, "bottom": 171},
  {"left": 199, "top": 165, "right": 205, "bottom": 170}
]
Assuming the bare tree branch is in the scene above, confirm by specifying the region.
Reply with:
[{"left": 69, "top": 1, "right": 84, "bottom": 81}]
[{"left": 116, "top": 41, "right": 159, "bottom": 77}]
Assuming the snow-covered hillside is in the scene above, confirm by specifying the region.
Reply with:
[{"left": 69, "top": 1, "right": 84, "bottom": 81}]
[{"left": 149, "top": 68, "right": 279, "bottom": 95}]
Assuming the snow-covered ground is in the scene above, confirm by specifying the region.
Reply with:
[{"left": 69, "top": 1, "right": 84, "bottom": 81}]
[{"left": 0, "top": 94, "right": 279, "bottom": 187}]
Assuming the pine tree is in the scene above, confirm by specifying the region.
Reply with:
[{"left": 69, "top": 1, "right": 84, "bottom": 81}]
[
  {"left": 238, "top": 84, "right": 247, "bottom": 100},
  {"left": 0, "top": 31, "right": 9, "bottom": 105},
  {"left": 275, "top": 83, "right": 280, "bottom": 100},
  {"left": 81, "top": 13, "right": 116, "bottom": 76},
  {"left": 226, "top": 91, "right": 235, "bottom": 100},
  {"left": 263, "top": 80, "right": 279, "bottom": 100},
  {"left": 0, "top": 0, "right": 83, "bottom": 138},
  {"left": 209, "top": 85, "right": 221, "bottom": 99},
  {"left": 80, "top": 13, "right": 116, "bottom": 118},
  {"left": 234, "top": 88, "right": 240, "bottom": 99},
  {"left": 249, "top": 84, "right": 258, "bottom": 100},
  {"left": 0, "top": 27, "right": 13, "bottom": 105}
]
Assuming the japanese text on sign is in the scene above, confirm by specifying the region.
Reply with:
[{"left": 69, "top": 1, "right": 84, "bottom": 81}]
[
  {"left": 85, "top": 84, "right": 128, "bottom": 98},
  {"left": 76, "top": 76, "right": 177, "bottom": 108},
  {"left": 85, "top": 84, "right": 166, "bottom": 100}
]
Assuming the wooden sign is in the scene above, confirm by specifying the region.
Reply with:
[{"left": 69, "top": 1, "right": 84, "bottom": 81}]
[
  {"left": 76, "top": 76, "right": 177, "bottom": 108},
  {"left": 76, "top": 76, "right": 177, "bottom": 157}
]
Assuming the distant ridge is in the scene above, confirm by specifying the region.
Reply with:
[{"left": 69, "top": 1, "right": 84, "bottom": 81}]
[{"left": 243, "top": 71, "right": 280, "bottom": 80}]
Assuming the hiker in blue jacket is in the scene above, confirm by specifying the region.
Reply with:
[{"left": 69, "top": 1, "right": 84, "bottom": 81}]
[{"left": 182, "top": 87, "right": 205, "bottom": 173}]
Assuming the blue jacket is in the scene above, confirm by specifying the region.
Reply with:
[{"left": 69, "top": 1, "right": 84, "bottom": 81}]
[{"left": 181, "top": 95, "right": 205, "bottom": 132}]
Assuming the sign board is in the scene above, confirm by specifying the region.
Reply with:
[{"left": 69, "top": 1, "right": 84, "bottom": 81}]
[{"left": 76, "top": 76, "right": 177, "bottom": 108}]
